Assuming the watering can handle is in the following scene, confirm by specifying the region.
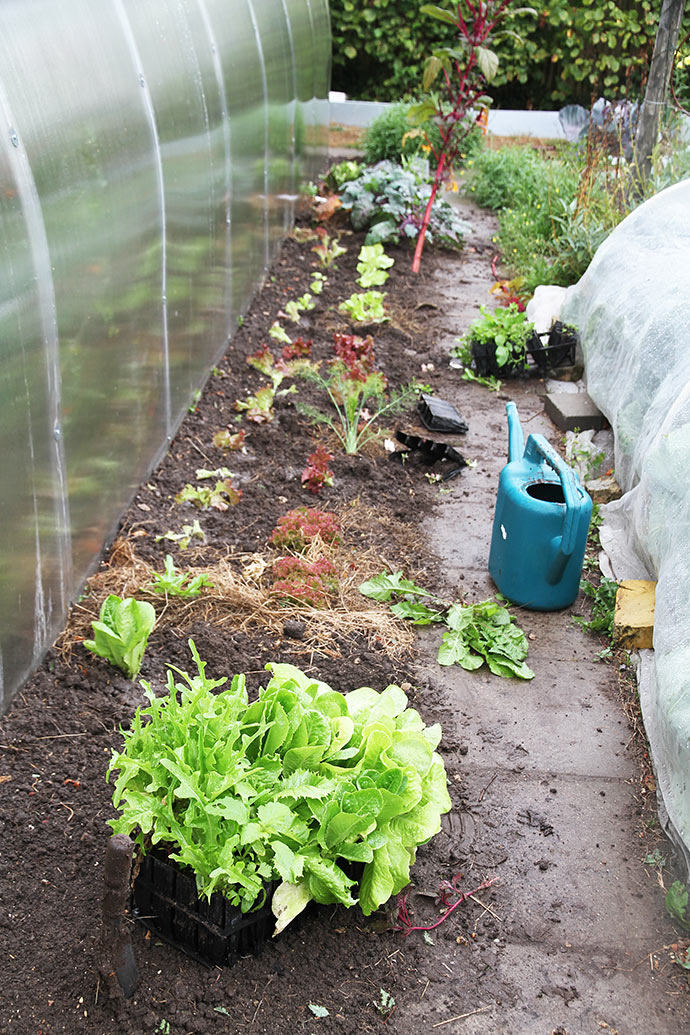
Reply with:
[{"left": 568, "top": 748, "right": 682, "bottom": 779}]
[
  {"left": 524, "top": 434, "right": 582, "bottom": 556},
  {"left": 506, "top": 401, "right": 524, "bottom": 461}
]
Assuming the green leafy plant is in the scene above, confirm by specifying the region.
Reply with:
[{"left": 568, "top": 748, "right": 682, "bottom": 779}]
[
  {"left": 312, "top": 228, "right": 347, "bottom": 269},
  {"left": 269, "top": 508, "right": 341, "bottom": 552},
  {"left": 460, "top": 368, "right": 502, "bottom": 392},
  {"left": 574, "top": 577, "right": 619, "bottom": 638},
  {"left": 375, "top": 989, "right": 396, "bottom": 1017},
  {"left": 155, "top": 521, "right": 205, "bottom": 551},
  {"left": 145, "top": 555, "right": 213, "bottom": 598},
  {"left": 359, "top": 572, "right": 534, "bottom": 679},
  {"left": 246, "top": 345, "right": 290, "bottom": 390},
  {"left": 284, "top": 293, "right": 315, "bottom": 323},
  {"left": 296, "top": 332, "right": 418, "bottom": 455},
  {"left": 356, "top": 244, "right": 395, "bottom": 288},
  {"left": 362, "top": 102, "right": 444, "bottom": 164},
  {"left": 666, "top": 881, "right": 690, "bottom": 931},
  {"left": 176, "top": 476, "right": 242, "bottom": 511},
  {"left": 339, "top": 160, "right": 469, "bottom": 249},
  {"left": 338, "top": 291, "right": 388, "bottom": 324},
  {"left": 234, "top": 384, "right": 277, "bottom": 424},
  {"left": 84, "top": 594, "right": 156, "bottom": 679},
  {"left": 438, "top": 599, "right": 534, "bottom": 678},
  {"left": 309, "top": 272, "right": 326, "bottom": 295},
  {"left": 269, "top": 321, "right": 292, "bottom": 346},
  {"left": 325, "top": 159, "right": 361, "bottom": 189},
  {"left": 107, "top": 644, "right": 452, "bottom": 932},
  {"left": 453, "top": 304, "right": 532, "bottom": 372},
  {"left": 212, "top": 428, "right": 246, "bottom": 451}
]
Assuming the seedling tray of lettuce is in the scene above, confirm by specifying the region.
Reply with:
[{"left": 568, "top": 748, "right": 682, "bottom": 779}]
[
  {"left": 107, "top": 640, "right": 452, "bottom": 942},
  {"left": 359, "top": 572, "right": 534, "bottom": 679}
]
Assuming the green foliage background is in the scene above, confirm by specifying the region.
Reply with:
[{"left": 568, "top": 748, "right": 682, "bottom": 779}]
[{"left": 330, "top": 0, "right": 690, "bottom": 108}]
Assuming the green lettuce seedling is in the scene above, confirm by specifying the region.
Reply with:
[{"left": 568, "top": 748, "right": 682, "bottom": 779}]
[
  {"left": 146, "top": 555, "right": 213, "bottom": 598},
  {"left": 84, "top": 594, "right": 156, "bottom": 679},
  {"left": 338, "top": 291, "right": 388, "bottom": 324},
  {"left": 356, "top": 244, "right": 395, "bottom": 288}
]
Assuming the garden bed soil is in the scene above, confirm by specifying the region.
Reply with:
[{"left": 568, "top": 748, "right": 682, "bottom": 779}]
[{"left": 0, "top": 198, "right": 688, "bottom": 1035}]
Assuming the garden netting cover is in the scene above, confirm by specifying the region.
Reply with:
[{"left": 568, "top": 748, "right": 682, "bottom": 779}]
[{"left": 562, "top": 179, "right": 690, "bottom": 870}]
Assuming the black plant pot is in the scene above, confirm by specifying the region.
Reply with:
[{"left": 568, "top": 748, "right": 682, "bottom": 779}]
[
  {"left": 132, "top": 850, "right": 275, "bottom": 967},
  {"left": 470, "top": 337, "right": 526, "bottom": 378},
  {"left": 528, "top": 322, "right": 578, "bottom": 372}
]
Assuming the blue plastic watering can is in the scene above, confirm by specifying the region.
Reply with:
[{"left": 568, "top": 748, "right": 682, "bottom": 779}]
[{"left": 488, "top": 402, "right": 592, "bottom": 610}]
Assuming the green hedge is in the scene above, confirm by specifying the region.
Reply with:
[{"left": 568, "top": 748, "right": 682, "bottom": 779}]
[{"left": 330, "top": 0, "right": 690, "bottom": 108}]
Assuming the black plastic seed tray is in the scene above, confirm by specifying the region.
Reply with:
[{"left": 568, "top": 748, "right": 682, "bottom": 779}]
[
  {"left": 132, "top": 851, "right": 274, "bottom": 967},
  {"left": 394, "top": 430, "right": 468, "bottom": 481},
  {"left": 417, "top": 394, "right": 468, "bottom": 434},
  {"left": 528, "top": 322, "right": 578, "bottom": 372}
]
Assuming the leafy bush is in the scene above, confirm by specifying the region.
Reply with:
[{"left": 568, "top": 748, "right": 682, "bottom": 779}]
[
  {"left": 339, "top": 160, "right": 470, "bottom": 249},
  {"left": 107, "top": 644, "right": 452, "bottom": 931},
  {"left": 330, "top": 0, "right": 690, "bottom": 109},
  {"left": 363, "top": 103, "right": 442, "bottom": 164},
  {"left": 465, "top": 142, "right": 628, "bottom": 294}
]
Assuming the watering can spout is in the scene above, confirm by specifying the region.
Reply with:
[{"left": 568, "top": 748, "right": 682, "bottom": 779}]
[{"left": 506, "top": 401, "right": 525, "bottom": 462}]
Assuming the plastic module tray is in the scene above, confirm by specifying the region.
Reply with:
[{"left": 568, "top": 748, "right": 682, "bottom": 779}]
[
  {"left": 132, "top": 851, "right": 274, "bottom": 967},
  {"left": 418, "top": 394, "right": 468, "bottom": 434}
]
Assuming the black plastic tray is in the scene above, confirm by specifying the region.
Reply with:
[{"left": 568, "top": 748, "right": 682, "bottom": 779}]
[
  {"left": 132, "top": 851, "right": 274, "bottom": 967},
  {"left": 417, "top": 394, "right": 468, "bottom": 434},
  {"left": 528, "top": 322, "right": 578, "bottom": 372}
]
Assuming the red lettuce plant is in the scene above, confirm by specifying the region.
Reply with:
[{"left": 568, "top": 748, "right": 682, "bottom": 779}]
[
  {"left": 301, "top": 445, "right": 334, "bottom": 494},
  {"left": 282, "top": 336, "right": 313, "bottom": 362},
  {"left": 269, "top": 507, "right": 341, "bottom": 552},
  {"left": 271, "top": 556, "right": 339, "bottom": 608}
]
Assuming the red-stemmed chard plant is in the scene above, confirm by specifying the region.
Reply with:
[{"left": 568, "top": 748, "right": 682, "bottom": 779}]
[{"left": 409, "top": 1, "right": 533, "bottom": 273}]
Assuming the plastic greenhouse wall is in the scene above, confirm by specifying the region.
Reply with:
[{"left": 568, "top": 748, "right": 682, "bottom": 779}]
[{"left": 0, "top": 0, "right": 330, "bottom": 713}]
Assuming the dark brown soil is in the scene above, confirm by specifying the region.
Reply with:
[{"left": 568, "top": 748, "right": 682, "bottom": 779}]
[{"left": 0, "top": 213, "right": 488, "bottom": 1035}]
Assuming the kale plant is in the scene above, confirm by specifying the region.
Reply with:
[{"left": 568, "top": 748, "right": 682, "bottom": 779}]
[{"left": 339, "top": 160, "right": 469, "bottom": 249}]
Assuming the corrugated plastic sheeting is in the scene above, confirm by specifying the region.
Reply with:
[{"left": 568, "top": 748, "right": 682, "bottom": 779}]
[
  {"left": 562, "top": 180, "right": 690, "bottom": 868},
  {"left": 0, "top": 0, "right": 330, "bottom": 711}
]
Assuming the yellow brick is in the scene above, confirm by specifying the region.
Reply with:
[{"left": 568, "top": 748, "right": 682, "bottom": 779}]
[{"left": 613, "top": 580, "right": 656, "bottom": 649}]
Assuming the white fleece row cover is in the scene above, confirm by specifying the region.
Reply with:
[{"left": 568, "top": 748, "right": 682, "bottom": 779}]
[{"left": 562, "top": 179, "right": 690, "bottom": 868}]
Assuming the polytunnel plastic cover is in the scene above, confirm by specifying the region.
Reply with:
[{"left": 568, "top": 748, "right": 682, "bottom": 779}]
[{"left": 0, "top": 0, "right": 330, "bottom": 712}]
